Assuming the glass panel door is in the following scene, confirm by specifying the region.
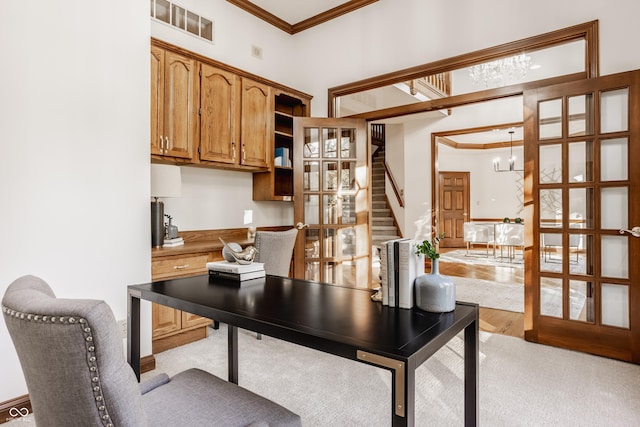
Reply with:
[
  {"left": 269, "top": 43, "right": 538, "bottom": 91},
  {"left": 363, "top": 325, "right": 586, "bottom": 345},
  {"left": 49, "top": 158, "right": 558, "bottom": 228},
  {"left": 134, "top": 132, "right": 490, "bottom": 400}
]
[
  {"left": 293, "top": 118, "right": 370, "bottom": 287},
  {"left": 524, "top": 70, "right": 640, "bottom": 363}
]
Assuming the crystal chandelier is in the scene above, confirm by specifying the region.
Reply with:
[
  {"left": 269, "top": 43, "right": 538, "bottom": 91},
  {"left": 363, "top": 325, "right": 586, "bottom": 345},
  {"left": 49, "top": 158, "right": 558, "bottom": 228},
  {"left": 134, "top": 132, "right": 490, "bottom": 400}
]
[
  {"left": 469, "top": 53, "right": 532, "bottom": 88},
  {"left": 493, "top": 131, "right": 524, "bottom": 172}
]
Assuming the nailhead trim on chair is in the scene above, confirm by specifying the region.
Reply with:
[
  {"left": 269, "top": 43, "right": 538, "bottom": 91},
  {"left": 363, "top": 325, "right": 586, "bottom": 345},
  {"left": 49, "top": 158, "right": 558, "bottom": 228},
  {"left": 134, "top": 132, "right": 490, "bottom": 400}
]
[{"left": 1, "top": 305, "right": 114, "bottom": 427}]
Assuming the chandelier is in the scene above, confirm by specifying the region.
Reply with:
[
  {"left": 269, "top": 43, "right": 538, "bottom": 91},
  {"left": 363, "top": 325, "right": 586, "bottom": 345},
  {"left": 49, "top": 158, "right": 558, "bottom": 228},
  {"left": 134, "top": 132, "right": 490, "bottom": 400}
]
[
  {"left": 493, "top": 131, "right": 523, "bottom": 172},
  {"left": 469, "top": 53, "right": 532, "bottom": 88}
]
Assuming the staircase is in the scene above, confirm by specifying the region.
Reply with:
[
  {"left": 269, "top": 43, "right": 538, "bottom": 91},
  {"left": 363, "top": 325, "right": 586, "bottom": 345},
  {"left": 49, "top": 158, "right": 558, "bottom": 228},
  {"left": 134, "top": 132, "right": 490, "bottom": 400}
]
[{"left": 371, "top": 147, "right": 401, "bottom": 248}]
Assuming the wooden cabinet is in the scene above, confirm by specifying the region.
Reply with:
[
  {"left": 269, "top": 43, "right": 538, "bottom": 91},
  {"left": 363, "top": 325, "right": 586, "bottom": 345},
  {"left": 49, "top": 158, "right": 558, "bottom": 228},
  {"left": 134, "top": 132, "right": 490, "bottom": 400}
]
[
  {"left": 198, "top": 63, "right": 240, "bottom": 165},
  {"left": 150, "top": 45, "right": 198, "bottom": 161},
  {"left": 151, "top": 253, "right": 213, "bottom": 353},
  {"left": 197, "top": 67, "right": 271, "bottom": 170},
  {"left": 253, "top": 91, "right": 310, "bottom": 201},
  {"left": 240, "top": 78, "right": 271, "bottom": 169},
  {"left": 150, "top": 38, "right": 312, "bottom": 177}
]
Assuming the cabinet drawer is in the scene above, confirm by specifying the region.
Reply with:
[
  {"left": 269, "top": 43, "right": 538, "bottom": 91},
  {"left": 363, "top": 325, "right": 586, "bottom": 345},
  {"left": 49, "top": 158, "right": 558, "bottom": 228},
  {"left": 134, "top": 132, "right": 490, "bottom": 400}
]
[{"left": 152, "top": 254, "right": 209, "bottom": 280}]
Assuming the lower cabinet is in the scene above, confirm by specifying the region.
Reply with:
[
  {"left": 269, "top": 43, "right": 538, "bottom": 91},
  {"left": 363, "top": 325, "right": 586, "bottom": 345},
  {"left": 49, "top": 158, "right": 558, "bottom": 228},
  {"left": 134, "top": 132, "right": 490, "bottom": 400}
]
[{"left": 151, "top": 253, "right": 214, "bottom": 354}]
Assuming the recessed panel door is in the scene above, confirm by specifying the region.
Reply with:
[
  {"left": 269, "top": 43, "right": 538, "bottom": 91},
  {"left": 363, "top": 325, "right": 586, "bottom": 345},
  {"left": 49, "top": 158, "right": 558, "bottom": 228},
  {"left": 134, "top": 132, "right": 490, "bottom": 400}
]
[
  {"left": 439, "top": 172, "right": 469, "bottom": 248},
  {"left": 524, "top": 70, "right": 640, "bottom": 363}
]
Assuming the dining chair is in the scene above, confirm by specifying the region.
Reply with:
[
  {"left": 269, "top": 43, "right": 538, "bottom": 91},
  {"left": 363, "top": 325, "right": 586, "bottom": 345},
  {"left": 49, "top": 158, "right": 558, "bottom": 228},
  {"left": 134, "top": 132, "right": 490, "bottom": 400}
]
[{"left": 2, "top": 275, "right": 301, "bottom": 427}]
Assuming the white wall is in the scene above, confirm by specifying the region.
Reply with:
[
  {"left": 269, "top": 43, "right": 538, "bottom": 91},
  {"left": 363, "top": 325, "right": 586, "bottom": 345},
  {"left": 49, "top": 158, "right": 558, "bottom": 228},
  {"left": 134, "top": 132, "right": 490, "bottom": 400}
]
[
  {"left": 0, "top": 0, "right": 150, "bottom": 400},
  {"left": 163, "top": 167, "right": 292, "bottom": 230}
]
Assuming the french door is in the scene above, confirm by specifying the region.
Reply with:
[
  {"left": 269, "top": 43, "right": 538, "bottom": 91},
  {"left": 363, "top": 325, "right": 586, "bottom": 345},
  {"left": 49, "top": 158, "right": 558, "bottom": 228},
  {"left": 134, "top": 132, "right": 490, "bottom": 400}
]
[
  {"left": 292, "top": 118, "right": 371, "bottom": 288},
  {"left": 523, "top": 70, "right": 640, "bottom": 363}
]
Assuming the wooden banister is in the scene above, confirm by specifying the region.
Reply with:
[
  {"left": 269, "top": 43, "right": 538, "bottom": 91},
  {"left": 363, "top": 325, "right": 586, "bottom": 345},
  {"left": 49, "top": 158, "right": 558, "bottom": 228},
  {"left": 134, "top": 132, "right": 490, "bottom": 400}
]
[
  {"left": 383, "top": 161, "right": 404, "bottom": 208},
  {"left": 371, "top": 123, "right": 385, "bottom": 144}
]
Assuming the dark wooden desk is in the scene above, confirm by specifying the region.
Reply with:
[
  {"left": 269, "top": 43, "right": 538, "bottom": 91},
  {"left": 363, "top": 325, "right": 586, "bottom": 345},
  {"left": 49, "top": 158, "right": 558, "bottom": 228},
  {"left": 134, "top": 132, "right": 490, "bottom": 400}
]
[{"left": 127, "top": 275, "right": 479, "bottom": 426}]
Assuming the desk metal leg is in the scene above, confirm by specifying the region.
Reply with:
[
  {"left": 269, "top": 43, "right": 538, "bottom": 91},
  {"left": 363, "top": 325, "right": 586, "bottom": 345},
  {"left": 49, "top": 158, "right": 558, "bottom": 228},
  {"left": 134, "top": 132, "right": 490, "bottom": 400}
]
[
  {"left": 127, "top": 288, "right": 141, "bottom": 382},
  {"left": 357, "top": 350, "right": 409, "bottom": 426},
  {"left": 228, "top": 325, "right": 238, "bottom": 384},
  {"left": 464, "top": 313, "right": 479, "bottom": 427}
]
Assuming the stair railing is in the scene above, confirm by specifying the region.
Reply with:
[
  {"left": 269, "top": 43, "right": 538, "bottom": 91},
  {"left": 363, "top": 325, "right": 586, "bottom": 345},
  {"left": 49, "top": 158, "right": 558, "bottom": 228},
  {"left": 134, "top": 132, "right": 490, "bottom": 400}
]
[
  {"left": 383, "top": 161, "right": 404, "bottom": 208},
  {"left": 371, "top": 123, "right": 385, "bottom": 145}
]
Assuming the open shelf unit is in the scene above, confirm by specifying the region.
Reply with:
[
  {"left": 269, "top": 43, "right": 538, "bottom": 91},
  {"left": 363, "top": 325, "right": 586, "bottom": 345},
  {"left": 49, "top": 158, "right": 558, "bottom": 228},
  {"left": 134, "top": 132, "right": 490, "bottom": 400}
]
[{"left": 253, "top": 91, "right": 309, "bottom": 201}]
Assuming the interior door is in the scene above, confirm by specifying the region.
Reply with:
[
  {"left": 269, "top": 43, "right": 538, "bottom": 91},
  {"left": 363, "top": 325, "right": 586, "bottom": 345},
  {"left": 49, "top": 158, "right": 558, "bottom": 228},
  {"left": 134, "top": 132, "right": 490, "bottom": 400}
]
[
  {"left": 438, "top": 171, "right": 469, "bottom": 248},
  {"left": 523, "top": 70, "right": 640, "bottom": 363},
  {"left": 293, "top": 118, "right": 371, "bottom": 288}
]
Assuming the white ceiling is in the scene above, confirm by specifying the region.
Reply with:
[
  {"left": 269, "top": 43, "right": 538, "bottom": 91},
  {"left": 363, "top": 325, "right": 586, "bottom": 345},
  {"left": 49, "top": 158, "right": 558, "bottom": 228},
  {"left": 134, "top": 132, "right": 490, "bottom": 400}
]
[{"left": 247, "top": 0, "right": 352, "bottom": 24}]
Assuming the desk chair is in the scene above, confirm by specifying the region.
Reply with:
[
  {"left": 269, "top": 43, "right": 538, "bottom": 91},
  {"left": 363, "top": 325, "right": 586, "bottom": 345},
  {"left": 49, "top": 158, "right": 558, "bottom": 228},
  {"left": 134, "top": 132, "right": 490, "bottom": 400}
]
[
  {"left": 254, "top": 228, "right": 299, "bottom": 277},
  {"left": 2, "top": 275, "right": 301, "bottom": 427},
  {"left": 253, "top": 228, "right": 298, "bottom": 339}
]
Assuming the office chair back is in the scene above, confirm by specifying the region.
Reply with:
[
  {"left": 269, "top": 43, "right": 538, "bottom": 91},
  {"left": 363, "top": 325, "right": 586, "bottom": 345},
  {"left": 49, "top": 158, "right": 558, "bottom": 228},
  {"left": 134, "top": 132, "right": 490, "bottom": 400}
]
[
  {"left": 254, "top": 228, "right": 298, "bottom": 277},
  {"left": 2, "top": 275, "right": 147, "bottom": 427}
]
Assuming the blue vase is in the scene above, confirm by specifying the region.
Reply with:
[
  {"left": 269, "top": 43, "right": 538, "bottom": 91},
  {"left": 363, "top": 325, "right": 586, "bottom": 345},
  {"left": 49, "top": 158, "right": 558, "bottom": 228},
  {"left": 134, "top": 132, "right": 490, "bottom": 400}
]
[{"left": 414, "top": 258, "right": 456, "bottom": 312}]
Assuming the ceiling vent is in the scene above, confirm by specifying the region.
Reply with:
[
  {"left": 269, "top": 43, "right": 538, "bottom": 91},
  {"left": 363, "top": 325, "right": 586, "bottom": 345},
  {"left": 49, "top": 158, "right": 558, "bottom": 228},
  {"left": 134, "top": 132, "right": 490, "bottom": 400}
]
[{"left": 150, "top": 0, "right": 214, "bottom": 43}]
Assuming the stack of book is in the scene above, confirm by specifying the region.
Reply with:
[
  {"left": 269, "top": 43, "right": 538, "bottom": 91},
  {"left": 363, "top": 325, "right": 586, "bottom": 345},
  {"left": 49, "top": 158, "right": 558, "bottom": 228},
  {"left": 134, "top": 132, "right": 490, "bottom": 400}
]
[
  {"left": 162, "top": 237, "right": 184, "bottom": 247},
  {"left": 379, "top": 238, "right": 424, "bottom": 309},
  {"left": 206, "top": 261, "right": 266, "bottom": 284}
]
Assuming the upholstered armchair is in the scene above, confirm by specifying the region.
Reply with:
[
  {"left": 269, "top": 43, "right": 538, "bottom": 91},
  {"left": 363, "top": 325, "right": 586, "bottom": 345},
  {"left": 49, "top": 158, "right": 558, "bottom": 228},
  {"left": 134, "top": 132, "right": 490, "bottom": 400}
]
[{"left": 2, "top": 275, "right": 301, "bottom": 427}]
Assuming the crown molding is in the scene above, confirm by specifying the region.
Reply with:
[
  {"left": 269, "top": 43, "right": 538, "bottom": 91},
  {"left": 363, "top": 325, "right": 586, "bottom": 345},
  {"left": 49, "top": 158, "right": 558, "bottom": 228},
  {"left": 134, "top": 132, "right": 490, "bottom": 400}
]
[{"left": 227, "top": 0, "right": 379, "bottom": 34}]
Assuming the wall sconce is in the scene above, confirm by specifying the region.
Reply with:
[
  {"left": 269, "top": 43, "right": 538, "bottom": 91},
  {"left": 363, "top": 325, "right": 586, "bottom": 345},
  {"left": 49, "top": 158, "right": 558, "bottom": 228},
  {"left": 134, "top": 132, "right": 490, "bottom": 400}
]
[{"left": 151, "top": 164, "right": 182, "bottom": 247}]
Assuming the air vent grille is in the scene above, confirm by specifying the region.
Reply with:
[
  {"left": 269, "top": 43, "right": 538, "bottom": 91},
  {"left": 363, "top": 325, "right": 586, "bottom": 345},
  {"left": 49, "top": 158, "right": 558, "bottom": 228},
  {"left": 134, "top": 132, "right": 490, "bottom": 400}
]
[{"left": 150, "top": 0, "right": 214, "bottom": 43}]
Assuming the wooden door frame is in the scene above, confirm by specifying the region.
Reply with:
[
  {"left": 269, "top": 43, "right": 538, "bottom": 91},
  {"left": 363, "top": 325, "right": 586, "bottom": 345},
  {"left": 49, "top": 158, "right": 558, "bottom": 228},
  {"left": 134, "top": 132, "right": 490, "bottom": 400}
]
[
  {"left": 328, "top": 21, "right": 599, "bottom": 119},
  {"left": 432, "top": 122, "right": 524, "bottom": 244}
]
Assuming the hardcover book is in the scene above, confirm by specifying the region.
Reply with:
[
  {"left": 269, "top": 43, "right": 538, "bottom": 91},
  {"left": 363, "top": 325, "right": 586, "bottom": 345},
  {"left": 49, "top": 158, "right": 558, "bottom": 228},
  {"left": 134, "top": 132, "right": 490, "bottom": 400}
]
[
  {"left": 208, "top": 269, "right": 266, "bottom": 282},
  {"left": 206, "top": 261, "right": 265, "bottom": 274}
]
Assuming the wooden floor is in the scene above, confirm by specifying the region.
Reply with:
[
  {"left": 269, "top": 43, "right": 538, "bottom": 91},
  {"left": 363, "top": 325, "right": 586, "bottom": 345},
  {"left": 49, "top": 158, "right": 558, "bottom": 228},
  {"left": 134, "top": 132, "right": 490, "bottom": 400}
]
[{"left": 439, "top": 248, "right": 525, "bottom": 339}]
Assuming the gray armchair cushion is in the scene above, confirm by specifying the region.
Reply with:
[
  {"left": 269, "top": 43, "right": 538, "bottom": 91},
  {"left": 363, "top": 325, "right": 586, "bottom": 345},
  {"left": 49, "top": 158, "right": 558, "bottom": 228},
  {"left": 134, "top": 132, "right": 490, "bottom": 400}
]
[
  {"left": 2, "top": 275, "right": 301, "bottom": 427},
  {"left": 143, "top": 368, "right": 301, "bottom": 426}
]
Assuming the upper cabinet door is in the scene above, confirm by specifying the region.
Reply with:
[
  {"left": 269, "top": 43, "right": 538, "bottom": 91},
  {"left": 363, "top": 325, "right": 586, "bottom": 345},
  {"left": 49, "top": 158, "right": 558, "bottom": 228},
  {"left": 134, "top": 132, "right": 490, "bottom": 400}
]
[
  {"left": 240, "top": 78, "right": 271, "bottom": 168},
  {"left": 163, "top": 51, "right": 197, "bottom": 160},
  {"left": 150, "top": 46, "right": 165, "bottom": 157},
  {"left": 199, "top": 63, "right": 240, "bottom": 164},
  {"left": 150, "top": 45, "right": 197, "bottom": 161}
]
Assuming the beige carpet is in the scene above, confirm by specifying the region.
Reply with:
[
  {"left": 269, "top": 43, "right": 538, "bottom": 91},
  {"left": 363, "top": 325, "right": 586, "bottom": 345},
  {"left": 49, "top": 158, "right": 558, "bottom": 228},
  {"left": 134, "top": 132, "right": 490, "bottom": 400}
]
[
  {"left": 8, "top": 326, "right": 640, "bottom": 426},
  {"left": 141, "top": 326, "right": 640, "bottom": 427}
]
